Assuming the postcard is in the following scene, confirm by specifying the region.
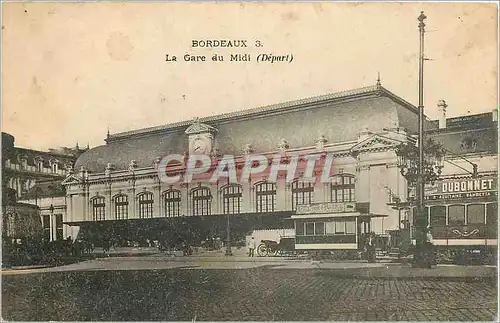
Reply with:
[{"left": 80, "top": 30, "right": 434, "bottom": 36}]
[{"left": 1, "top": 2, "right": 498, "bottom": 321}]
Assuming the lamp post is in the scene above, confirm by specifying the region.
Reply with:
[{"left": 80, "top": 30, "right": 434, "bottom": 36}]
[
  {"left": 395, "top": 136, "right": 444, "bottom": 267},
  {"left": 415, "top": 11, "right": 427, "bottom": 266},
  {"left": 225, "top": 212, "right": 233, "bottom": 256}
]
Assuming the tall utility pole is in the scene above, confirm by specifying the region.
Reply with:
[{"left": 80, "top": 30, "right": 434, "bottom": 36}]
[
  {"left": 225, "top": 213, "right": 233, "bottom": 256},
  {"left": 415, "top": 11, "right": 428, "bottom": 266}
]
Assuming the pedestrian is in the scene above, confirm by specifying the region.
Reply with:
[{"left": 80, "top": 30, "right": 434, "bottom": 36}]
[
  {"left": 426, "top": 227, "right": 436, "bottom": 267},
  {"left": 248, "top": 236, "right": 256, "bottom": 257},
  {"left": 366, "top": 232, "right": 376, "bottom": 263},
  {"left": 103, "top": 238, "right": 110, "bottom": 257}
]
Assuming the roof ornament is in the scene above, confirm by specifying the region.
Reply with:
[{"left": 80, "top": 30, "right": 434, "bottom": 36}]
[
  {"left": 278, "top": 138, "right": 289, "bottom": 152},
  {"left": 105, "top": 163, "right": 115, "bottom": 176},
  {"left": 316, "top": 135, "right": 328, "bottom": 151},
  {"left": 210, "top": 146, "right": 221, "bottom": 158},
  {"left": 153, "top": 157, "right": 162, "bottom": 170},
  {"left": 129, "top": 160, "right": 138, "bottom": 172},
  {"left": 106, "top": 127, "right": 110, "bottom": 140},
  {"left": 243, "top": 143, "right": 254, "bottom": 155},
  {"left": 79, "top": 166, "right": 87, "bottom": 180},
  {"left": 185, "top": 117, "right": 217, "bottom": 135},
  {"left": 376, "top": 72, "right": 382, "bottom": 88}
]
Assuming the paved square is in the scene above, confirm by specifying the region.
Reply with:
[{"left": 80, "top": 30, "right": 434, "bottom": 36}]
[{"left": 2, "top": 267, "right": 497, "bottom": 321}]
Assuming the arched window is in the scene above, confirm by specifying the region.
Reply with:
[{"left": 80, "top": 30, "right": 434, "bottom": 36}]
[
  {"left": 255, "top": 181, "right": 276, "bottom": 213},
  {"left": 35, "top": 157, "right": 44, "bottom": 172},
  {"left": 50, "top": 160, "right": 59, "bottom": 174},
  {"left": 114, "top": 194, "right": 129, "bottom": 220},
  {"left": 330, "top": 174, "right": 355, "bottom": 202},
  {"left": 91, "top": 196, "right": 105, "bottom": 221},
  {"left": 291, "top": 180, "right": 314, "bottom": 210},
  {"left": 138, "top": 192, "right": 154, "bottom": 219},
  {"left": 222, "top": 185, "right": 242, "bottom": 215},
  {"left": 191, "top": 187, "right": 212, "bottom": 216},
  {"left": 163, "top": 190, "right": 181, "bottom": 217},
  {"left": 448, "top": 204, "right": 465, "bottom": 225}
]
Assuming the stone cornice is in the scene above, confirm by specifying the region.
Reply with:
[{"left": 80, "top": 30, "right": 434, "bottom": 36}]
[{"left": 76, "top": 146, "right": 357, "bottom": 181}]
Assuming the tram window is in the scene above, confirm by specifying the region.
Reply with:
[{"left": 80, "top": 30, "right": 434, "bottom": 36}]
[
  {"left": 448, "top": 205, "right": 465, "bottom": 225},
  {"left": 345, "top": 221, "right": 356, "bottom": 234},
  {"left": 325, "top": 222, "right": 335, "bottom": 234},
  {"left": 335, "top": 221, "right": 345, "bottom": 234},
  {"left": 315, "top": 222, "right": 325, "bottom": 235},
  {"left": 467, "top": 204, "right": 485, "bottom": 224},
  {"left": 487, "top": 203, "right": 498, "bottom": 225},
  {"left": 295, "top": 221, "right": 304, "bottom": 236},
  {"left": 305, "top": 223, "right": 315, "bottom": 235},
  {"left": 430, "top": 206, "right": 446, "bottom": 225}
]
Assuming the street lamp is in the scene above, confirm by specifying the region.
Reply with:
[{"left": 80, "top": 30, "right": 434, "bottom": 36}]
[{"left": 395, "top": 138, "right": 445, "bottom": 187}]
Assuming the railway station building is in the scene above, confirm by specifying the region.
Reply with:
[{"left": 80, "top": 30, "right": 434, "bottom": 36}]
[{"left": 60, "top": 82, "right": 498, "bottom": 251}]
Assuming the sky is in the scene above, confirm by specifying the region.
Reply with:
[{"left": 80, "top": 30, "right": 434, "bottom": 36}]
[{"left": 2, "top": 2, "right": 498, "bottom": 151}]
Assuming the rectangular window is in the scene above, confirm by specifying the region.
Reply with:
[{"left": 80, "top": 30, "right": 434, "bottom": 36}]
[
  {"left": 335, "top": 221, "right": 345, "bottom": 234},
  {"left": 487, "top": 203, "right": 497, "bottom": 225},
  {"left": 43, "top": 214, "right": 50, "bottom": 242},
  {"left": 315, "top": 222, "right": 325, "bottom": 235},
  {"left": 336, "top": 190, "right": 343, "bottom": 202},
  {"left": 295, "top": 221, "right": 304, "bottom": 236},
  {"left": 448, "top": 205, "right": 465, "bottom": 225},
  {"left": 305, "top": 222, "right": 315, "bottom": 235},
  {"left": 325, "top": 222, "right": 335, "bottom": 235},
  {"left": 345, "top": 221, "right": 356, "bottom": 234},
  {"left": 467, "top": 204, "right": 485, "bottom": 224},
  {"left": 55, "top": 214, "right": 63, "bottom": 241},
  {"left": 430, "top": 206, "right": 446, "bottom": 225}
]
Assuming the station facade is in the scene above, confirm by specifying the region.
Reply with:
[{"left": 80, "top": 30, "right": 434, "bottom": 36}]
[{"left": 60, "top": 83, "right": 498, "bottom": 249}]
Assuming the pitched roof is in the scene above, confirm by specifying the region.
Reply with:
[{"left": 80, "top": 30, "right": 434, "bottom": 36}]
[
  {"left": 106, "top": 85, "right": 417, "bottom": 142},
  {"left": 76, "top": 85, "right": 421, "bottom": 173},
  {"left": 22, "top": 180, "right": 66, "bottom": 199}
]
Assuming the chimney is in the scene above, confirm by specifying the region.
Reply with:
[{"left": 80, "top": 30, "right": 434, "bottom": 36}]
[
  {"left": 437, "top": 100, "right": 447, "bottom": 129},
  {"left": 493, "top": 108, "right": 498, "bottom": 122}
]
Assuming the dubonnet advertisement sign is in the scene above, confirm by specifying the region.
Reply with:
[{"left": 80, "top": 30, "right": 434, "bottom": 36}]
[{"left": 424, "top": 175, "right": 497, "bottom": 200}]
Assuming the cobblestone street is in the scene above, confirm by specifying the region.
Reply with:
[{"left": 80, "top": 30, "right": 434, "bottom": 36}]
[{"left": 2, "top": 267, "right": 497, "bottom": 321}]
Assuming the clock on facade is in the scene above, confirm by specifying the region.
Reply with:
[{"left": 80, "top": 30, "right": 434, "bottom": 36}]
[{"left": 192, "top": 139, "right": 207, "bottom": 154}]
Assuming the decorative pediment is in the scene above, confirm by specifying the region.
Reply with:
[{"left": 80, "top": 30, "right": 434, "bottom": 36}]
[
  {"left": 350, "top": 134, "right": 402, "bottom": 154},
  {"left": 61, "top": 174, "right": 82, "bottom": 185},
  {"left": 184, "top": 117, "right": 217, "bottom": 135}
]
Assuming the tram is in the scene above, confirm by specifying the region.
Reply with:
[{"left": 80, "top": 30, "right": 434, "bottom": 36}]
[{"left": 410, "top": 175, "right": 498, "bottom": 265}]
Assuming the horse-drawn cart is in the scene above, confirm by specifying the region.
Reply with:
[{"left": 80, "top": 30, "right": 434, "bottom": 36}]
[{"left": 256, "top": 237, "right": 295, "bottom": 257}]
